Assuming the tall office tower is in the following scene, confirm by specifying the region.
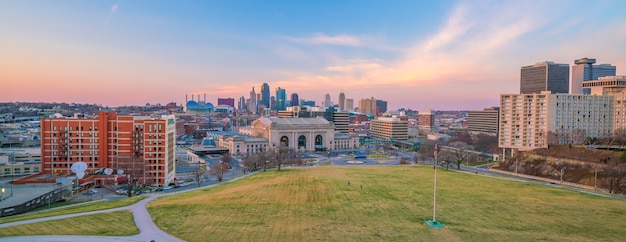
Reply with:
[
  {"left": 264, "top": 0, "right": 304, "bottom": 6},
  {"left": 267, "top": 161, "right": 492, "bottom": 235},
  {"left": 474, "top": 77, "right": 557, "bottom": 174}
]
[
  {"left": 248, "top": 87, "right": 257, "bottom": 114},
  {"left": 358, "top": 97, "right": 377, "bottom": 115},
  {"left": 290, "top": 93, "right": 299, "bottom": 107},
  {"left": 260, "top": 83, "right": 270, "bottom": 109},
  {"left": 237, "top": 96, "right": 246, "bottom": 111},
  {"left": 40, "top": 111, "right": 176, "bottom": 185},
  {"left": 324, "top": 93, "right": 332, "bottom": 108},
  {"left": 376, "top": 100, "right": 388, "bottom": 114},
  {"left": 338, "top": 92, "right": 346, "bottom": 111},
  {"left": 520, "top": 61, "right": 570, "bottom": 94},
  {"left": 276, "top": 87, "right": 286, "bottom": 111},
  {"left": 345, "top": 98, "right": 354, "bottom": 112},
  {"left": 571, "top": 57, "right": 616, "bottom": 94},
  {"left": 467, "top": 107, "right": 499, "bottom": 136},
  {"left": 270, "top": 96, "right": 276, "bottom": 111}
]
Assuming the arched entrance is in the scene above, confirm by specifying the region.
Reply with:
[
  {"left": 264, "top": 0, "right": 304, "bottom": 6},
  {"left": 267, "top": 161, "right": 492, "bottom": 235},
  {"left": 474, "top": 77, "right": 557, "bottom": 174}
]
[
  {"left": 315, "top": 135, "right": 326, "bottom": 151},
  {"left": 298, "top": 135, "right": 306, "bottom": 150},
  {"left": 280, "top": 136, "right": 289, "bottom": 147}
]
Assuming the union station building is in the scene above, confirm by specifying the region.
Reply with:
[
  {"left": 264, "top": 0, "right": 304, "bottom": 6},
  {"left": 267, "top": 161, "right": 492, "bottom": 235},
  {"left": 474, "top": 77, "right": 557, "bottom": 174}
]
[{"left": 220, "top": 117, "right": 360, "bottom": 155}]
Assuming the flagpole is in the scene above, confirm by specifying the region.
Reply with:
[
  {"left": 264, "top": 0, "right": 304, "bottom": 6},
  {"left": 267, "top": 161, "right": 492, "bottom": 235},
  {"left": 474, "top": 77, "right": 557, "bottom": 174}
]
[
  {"left": 433, "top": 143, "right": 437, "bottom": 221},
  {"left": 426, "top": 143, "right": 444, "bottom": 228}
]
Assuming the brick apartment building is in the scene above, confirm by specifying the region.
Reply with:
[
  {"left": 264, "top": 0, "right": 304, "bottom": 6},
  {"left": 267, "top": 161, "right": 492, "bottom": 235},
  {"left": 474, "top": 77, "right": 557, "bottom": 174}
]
[{"left": 37, "top": 111, "right": 176, "bottom": 186}]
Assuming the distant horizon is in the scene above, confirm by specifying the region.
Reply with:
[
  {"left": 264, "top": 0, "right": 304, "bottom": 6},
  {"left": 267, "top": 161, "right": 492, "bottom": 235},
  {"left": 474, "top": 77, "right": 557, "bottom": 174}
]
[{"left": 3, "top": 1, "right": 626, "bottom": 110}]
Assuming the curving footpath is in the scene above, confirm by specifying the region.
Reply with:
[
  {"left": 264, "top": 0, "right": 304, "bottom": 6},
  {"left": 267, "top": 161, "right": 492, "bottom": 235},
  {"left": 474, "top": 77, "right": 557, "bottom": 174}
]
[{"left": 0, "top": 173, "right": 254, "bottom": 242}]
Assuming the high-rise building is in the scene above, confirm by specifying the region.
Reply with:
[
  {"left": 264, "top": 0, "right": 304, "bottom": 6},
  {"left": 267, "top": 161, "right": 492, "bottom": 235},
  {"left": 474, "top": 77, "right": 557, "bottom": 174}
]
[
  {"left": 276, "top": 87, "right": 286, "bottom": 111},
  {"left": 338, "top": 92, "right": 345, "bottom": 111},
  {"left": 417, "top": 109, "right": 434, "bottom": 133},
  {"left": 290, "top": 93, "right": 299, "bottom": 107},
  {"left": 520, "top": 61, "right": 569, "bottom": 94},
  {"left": 467, "top": 107, "right": 499, "bottom": 136},
  {"left": 571, "top": 58, "right": 616, "bottom": 94},
  {"left": 376, "top": 100, "right": 388, "bottom": 114},
  {"left": 40, "top": 111, "right": 177, "bottom": 185},
  {"left": 370, "top": 117, "right": 408, "bottom": 140},
  {"left": 248, "top": 87, "right": 257, "bottom": 114},
  {"left": 259, "top": 83, "right": 270, "bottom": 109},
  {"left": 345, "top": 98, "right": 354, "bottom": 112},
  {"left": 237, "top": 96, "right": 246, "bottom": 111},
  {"left": 358, "top": 97, "right": 377, "bottom": 115},
  {"left": 301, "top": 100, "right": 315, "bottom": 107},
  {"left": 324, "top": 93, "right": 332, "bottom": 108},
  {"left": 582, "top": 75, "right": 626, "bottom": 131},
  {"left": 499, "top": 92, "right": 613, "bottom": 154}
]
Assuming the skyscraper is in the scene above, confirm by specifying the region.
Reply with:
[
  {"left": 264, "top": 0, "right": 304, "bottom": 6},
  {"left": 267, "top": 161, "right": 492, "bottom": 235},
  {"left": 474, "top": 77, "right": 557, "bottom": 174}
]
[
  {"left": 248, "top": 87, "right": 257, "bottom": 114},
  {"left": 290, "top": 93, "right": 299, "bottom": 107},
  {"left": 358, "top": 97, "right": 377, "bottom": 115},
  {"left": 520, "top": 61, "right": 569, "bottom": 94},
  {"left": 276, "top": 87, "right": 286, "bottom": 111},
  {"left": 238, "top": 96, "right": 246, "bottom": 112},
  {"left": 338, "top": 92, "right": 345, "bottom": 111},
  {"left": 376, "top": 99, "right": 387, "bottom": 114},
  {"left": 259, "top": 83, "right": 270, "bottom": 109},
  {"left": 571, "top": 57, "right": 616, "bottom": 94},
  {"left": 324, "top": 93, "right": 331, "bottom": 108},
  {"left": 345, "top": 98, "right": 354, "bottom": 112}
]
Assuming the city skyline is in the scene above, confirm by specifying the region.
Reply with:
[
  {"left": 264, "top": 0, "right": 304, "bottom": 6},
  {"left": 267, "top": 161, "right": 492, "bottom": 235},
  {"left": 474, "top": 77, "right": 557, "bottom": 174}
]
[{"left": 2, "top": 1, "right": 626, "bottom": 110}]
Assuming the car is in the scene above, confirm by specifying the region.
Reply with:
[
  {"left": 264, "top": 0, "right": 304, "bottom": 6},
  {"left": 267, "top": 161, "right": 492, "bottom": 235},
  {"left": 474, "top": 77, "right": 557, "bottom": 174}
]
[
  {"left": 155, "top": 188, "right": 164, "bottom": 192},
  {"left": 84, "top": 189, "right": 98, "bottom": 195}
]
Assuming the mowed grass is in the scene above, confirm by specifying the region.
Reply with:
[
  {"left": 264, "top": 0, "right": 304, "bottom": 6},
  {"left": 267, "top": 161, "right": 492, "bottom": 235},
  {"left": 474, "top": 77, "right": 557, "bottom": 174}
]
[
  {"left": 0, "top": 196, "right": 146, "bottom": 224},
  {"left": 148, "top": 166, "right": 626, "bottom": 242},
  {"left": 0, "top": 210, "right": 138, "bottom": 236}
]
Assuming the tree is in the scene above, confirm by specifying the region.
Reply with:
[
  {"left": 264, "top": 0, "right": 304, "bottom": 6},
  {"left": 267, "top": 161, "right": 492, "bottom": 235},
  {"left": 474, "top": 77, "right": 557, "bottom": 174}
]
[
  {"left": 221, "top": 153, "right": 233, "bottom": 167},
  {"left": 441, "top": 142, "right": 475, "bottom": 170},
  {"left": 211, "top": 162, "right": 230, "bottom": 182},
  {"left": 621, "top": 151, "right": 626, "bottom": 163},
  {"left": 115, "top": 155, "right": 144, "bottom": 197},
  {"left": 191, "top": 163, "right": 208, "bottom": 187},
  {"left": 274, "top": 145, "right": 295, "bottom": 171}
]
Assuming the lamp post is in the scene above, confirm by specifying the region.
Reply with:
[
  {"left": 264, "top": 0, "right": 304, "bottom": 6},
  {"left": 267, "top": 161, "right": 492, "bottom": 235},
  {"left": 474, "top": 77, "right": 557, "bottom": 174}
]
[
  {"left": 1, "top": 187, "right": 4, "bottom": 201},
  {"left": 594, "top": 166, "right": 598, "bottom": 190}
]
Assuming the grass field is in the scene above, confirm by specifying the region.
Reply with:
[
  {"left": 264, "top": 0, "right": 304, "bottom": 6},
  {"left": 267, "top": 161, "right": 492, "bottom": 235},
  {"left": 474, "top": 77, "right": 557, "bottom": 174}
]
[
  {"left": 147, "top": 166, "right": 626, "bottom": 241},
  {"left": 0, "top": 210, "right": 138, "bottom": 236},
  {"left": 0, "top": 196, "right": 145, "bottom": 225}
]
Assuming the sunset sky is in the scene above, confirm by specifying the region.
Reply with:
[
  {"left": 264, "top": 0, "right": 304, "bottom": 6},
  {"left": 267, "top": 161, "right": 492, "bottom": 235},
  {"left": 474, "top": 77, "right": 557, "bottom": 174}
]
[{"left": 2, "top": 0, "right": 626, "bottom": 110}]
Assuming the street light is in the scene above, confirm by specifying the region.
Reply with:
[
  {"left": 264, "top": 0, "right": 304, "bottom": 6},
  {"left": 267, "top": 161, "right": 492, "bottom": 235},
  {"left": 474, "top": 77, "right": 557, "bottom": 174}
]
[{"left": 1, "top": 187, "right": 4, "bottom": 201}]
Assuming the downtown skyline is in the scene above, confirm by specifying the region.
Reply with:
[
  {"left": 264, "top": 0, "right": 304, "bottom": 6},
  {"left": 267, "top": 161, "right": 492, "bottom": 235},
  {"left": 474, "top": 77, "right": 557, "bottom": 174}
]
[{"left": 2, "top": 0, "right": 626, "bottom": 110}]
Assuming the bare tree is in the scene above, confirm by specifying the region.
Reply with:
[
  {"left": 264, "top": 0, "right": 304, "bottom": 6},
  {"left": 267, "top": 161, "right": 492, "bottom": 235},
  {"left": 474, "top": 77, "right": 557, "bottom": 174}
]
[
  {"left": 441, "top": 142, "right": 475, "bottom": 170},
  {"left": 211, "top": 162, "right": 230, "bottom": 182},
  {"left": 274, "top": 145, "right": 295, "bottom": 171},
  {"left": 221, "top": 153, "right": 233, "bottom": 168},
  {"left": 192, "top": 163, "right": 208, "bottom": 187},
  {"left": 115, "top": 155, "right": 144, "bottom": 197}
]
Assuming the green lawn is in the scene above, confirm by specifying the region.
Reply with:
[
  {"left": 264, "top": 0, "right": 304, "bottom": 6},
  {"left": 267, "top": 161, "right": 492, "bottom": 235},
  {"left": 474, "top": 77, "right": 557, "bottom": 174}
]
[
  {"left": 0, "top": 210, "right": 138, "bottom": 236},
  {"left": 148, "top": 166, "right": 626, "bottom": 242},
  {"left": 0, "top": 196, "right": 146, "bottom": 224}
]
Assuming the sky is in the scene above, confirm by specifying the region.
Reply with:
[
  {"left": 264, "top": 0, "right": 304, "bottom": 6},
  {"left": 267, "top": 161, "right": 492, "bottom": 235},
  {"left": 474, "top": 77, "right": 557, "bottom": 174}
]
[{"left": 2, "top": 0, "right": 626, "bottom": 111}]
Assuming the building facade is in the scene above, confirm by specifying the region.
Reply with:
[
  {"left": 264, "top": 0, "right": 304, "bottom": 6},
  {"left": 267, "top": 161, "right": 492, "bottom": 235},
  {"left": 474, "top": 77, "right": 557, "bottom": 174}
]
[
  {"left": 249, "top": 117, "right": 359, "bottom": 152},
  {"left": 338, "top": 92, "right": 345, "bottom": 111},
  {"left": 520, "top": 61, "right": 570, "bottom": 94},
  {"left": 358, "top": 97, "right": 377, "bottom": 115},
  {"left": 571, "top": 57, "right": 616, "bottom": 94},
  {"left": 499, "top": 92, "right": 613, "bottom": 154},
  {"left": 40, "top": 111, "right": 176, "bottom": 185},
  {"left": 417, "top": 109, "right": 435, "bottom": 133},
  {"left": 370, "top": 117, "right": 408, "bottom": 140},
  {"left": 467, "top": 107, "right": 499, "bottom": 136},
  {"left": 345, "top": 98, "right": 354, "bottom": 112}
]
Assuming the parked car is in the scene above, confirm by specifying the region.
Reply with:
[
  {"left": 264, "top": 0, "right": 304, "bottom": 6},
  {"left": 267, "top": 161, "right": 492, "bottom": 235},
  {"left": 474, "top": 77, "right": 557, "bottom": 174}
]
[{"left": 84, "top": 189, "right": 98, "bottom": 195}]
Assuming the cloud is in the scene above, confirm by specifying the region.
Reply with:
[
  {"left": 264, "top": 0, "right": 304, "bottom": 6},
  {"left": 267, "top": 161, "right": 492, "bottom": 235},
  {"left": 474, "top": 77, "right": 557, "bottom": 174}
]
[
  {"left": 285, "top": 33, "right": 362, "bottom": 46},
  {"left": 110, "top": 4, "right": 119, "bottom": 16}
]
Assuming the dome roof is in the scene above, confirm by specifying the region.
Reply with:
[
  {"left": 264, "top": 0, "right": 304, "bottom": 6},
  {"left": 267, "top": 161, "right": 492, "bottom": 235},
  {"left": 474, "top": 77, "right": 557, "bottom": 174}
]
[{"left": 186, "top": 100, "right": 214, "bottom": 110}]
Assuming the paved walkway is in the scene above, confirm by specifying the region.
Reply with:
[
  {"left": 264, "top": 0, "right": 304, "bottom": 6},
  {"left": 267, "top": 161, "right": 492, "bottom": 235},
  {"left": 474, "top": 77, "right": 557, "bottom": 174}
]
[{"left": 0, "top": 173, "right": 254, "bottom": 242}]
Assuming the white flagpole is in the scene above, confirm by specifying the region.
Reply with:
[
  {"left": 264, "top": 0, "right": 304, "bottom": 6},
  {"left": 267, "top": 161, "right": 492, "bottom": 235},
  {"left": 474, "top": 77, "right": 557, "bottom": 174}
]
[{"left": 433, "top": 143, "right": 437, "bottom": 221}]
